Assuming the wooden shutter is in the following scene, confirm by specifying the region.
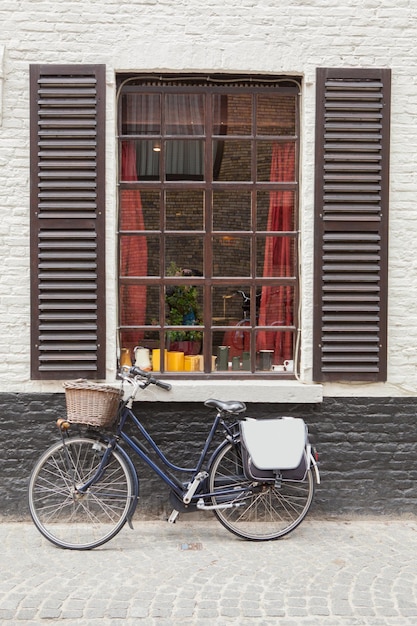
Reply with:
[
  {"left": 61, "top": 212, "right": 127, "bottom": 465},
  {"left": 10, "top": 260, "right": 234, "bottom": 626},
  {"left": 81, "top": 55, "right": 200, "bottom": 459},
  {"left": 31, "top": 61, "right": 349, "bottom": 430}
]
[
  {"left": 30, "top": 65, "right": 106, "bottom": 379},
  {"left": 313, "top": 68, "right": 391, "bottom": 381}
]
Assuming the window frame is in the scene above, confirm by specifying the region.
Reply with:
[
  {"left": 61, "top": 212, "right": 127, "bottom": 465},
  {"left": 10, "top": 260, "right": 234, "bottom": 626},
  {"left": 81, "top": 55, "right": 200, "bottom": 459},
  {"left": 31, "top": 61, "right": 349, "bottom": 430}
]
[{"left": 117, "top": 75, "right": 301, "bottom": 377}]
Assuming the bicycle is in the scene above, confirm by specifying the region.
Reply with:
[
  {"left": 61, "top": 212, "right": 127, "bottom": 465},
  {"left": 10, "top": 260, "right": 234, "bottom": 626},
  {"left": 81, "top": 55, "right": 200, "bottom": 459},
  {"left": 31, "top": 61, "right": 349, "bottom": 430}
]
[{"left": 28, "top": 366, "right": 320, "bottom": 550}]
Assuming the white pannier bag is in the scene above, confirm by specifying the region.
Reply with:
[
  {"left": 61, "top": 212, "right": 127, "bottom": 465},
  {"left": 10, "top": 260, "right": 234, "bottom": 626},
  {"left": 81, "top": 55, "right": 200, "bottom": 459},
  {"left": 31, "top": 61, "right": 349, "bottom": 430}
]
[{"left": 240, "top": 417, "right": 309, "bottom": 481}]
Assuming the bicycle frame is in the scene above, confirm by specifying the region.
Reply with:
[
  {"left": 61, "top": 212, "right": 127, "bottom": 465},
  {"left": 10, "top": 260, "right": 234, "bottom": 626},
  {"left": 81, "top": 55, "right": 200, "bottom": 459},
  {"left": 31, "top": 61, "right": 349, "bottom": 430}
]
[{"left": 116, "top": 403, "right": 231, "bottom": 503}]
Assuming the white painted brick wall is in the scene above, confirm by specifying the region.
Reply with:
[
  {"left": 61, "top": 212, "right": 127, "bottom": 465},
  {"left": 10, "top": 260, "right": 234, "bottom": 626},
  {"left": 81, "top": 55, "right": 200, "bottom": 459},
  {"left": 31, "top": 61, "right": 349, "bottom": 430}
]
[{"left": 0, "top": 0, "right": 415, "bottom": 397}]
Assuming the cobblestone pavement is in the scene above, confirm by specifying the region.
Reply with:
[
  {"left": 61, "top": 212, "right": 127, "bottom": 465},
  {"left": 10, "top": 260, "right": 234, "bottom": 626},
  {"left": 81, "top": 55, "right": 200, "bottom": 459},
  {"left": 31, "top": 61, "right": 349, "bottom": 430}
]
[{"left": 0, "top": 517, "right": 416, "bottom": 625}]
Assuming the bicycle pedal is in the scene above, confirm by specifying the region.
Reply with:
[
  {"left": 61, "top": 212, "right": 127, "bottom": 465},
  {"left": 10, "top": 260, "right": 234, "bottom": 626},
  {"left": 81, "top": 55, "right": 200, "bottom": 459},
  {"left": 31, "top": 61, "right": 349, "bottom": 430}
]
[{"left": 168, "top": 509, "right": 180, "bottom": 524}]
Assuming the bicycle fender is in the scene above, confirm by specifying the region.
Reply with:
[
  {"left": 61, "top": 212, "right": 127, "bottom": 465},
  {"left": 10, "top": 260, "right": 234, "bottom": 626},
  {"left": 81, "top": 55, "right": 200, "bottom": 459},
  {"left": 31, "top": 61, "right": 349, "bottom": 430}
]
[
  {"left": 206, "top": 438, "right": 238, "bottom": 473},
  {"left": 114, "top": 442, "right": 140, "bottom": 519},
  {"left": 309, "top": 451, "right": 321, "bottom": 485}
]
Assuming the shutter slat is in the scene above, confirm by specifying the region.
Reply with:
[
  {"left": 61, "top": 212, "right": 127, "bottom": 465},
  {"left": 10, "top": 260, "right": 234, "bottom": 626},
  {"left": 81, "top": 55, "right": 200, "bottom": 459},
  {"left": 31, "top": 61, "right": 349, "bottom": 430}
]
[
  {"left": 314, "top": 68, "right": 390, "bottom": 382},
  {"left": 30, "top": 64, "right": 106, "bottom": 379}
]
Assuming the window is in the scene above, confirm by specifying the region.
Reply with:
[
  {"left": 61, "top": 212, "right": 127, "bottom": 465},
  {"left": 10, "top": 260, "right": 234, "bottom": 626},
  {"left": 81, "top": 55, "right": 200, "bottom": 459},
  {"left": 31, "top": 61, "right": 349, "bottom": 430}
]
[{"left": 117, "top": 75, "right": 300, "bottom": 375}]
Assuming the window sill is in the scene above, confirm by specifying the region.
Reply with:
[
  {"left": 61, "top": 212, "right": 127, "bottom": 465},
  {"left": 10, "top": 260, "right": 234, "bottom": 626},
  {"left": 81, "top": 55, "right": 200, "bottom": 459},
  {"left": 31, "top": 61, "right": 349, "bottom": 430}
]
[{"left": 135, "top": 379, "right": 323, "bottom": 404}]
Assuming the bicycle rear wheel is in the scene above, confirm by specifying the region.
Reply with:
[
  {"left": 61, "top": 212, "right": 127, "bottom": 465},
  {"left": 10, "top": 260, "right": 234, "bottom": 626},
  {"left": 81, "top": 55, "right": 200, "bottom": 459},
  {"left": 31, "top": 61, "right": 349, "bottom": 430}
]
[
  {"left": 208, "top": 441, "right": 314, "bottom": 541},
  {"left": 28, "top": 437, "right": 134, "bottom": 550}
]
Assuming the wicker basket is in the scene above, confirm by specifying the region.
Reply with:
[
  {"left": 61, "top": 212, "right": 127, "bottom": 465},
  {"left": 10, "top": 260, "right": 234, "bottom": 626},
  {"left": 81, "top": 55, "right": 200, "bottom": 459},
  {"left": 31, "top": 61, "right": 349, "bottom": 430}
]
[{"left": 63, "top": 379, "right": 122, "bottom": 427}]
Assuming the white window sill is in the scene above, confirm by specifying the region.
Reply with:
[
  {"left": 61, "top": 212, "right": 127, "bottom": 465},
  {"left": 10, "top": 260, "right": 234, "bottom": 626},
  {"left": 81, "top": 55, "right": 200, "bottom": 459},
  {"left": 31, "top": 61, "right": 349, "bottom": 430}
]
[{"left": 135, "top": 379, "right": 323, "bottom": 404}]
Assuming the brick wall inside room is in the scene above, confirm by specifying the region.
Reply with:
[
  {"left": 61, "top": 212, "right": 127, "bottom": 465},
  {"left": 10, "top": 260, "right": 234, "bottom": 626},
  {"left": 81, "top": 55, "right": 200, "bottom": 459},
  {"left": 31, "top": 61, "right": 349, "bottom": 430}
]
[{"left": 1, "top": 393, "right": 416, "bottom": 520}]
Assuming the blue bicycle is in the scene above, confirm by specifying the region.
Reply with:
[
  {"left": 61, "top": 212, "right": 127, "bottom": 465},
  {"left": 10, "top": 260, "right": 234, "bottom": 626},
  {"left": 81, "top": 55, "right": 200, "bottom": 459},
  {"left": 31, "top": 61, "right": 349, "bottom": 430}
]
[{"left": 28, "top": 366, "right": 320, "bottom": 550}]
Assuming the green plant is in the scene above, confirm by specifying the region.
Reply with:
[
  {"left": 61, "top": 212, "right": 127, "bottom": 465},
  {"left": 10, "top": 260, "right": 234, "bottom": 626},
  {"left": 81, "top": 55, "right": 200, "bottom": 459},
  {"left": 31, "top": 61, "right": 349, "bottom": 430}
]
[{"left": 166, "top": 262, "right": 203, "bottom": 343}]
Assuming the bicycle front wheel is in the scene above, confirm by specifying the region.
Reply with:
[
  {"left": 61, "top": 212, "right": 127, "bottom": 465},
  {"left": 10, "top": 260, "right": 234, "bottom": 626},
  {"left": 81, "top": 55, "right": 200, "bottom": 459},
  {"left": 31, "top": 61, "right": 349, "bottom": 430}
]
[
  {"left": 208, "top": 441, "right": 315, "bottom": 541},
  {"left": 28, "top": 437, "right": 134, "bottom": 550}
]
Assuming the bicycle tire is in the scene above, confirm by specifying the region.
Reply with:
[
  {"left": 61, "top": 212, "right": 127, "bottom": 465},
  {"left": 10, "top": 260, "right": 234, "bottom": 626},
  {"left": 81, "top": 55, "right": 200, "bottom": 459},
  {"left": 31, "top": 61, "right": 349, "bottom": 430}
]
[
  {"left": 208, "top": 440, "right": 315, "bottom": 541},
  {"left": 28, "top": 437, "right": 134, "bottom": 550}
]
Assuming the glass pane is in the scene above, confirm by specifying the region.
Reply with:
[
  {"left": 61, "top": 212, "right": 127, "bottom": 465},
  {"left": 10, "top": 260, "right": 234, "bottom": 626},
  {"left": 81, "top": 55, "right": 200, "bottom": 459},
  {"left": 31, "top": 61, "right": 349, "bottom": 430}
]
[
  {"left": 165, "top": 336, "right": 204, "bottom": 372},
  {"left": 256, "top": 329, "right": 294, "bottom": 369},
  {"left": 120, "top": 93, "right": 161, "bottom": 135},
  {"left": 257, "top": 190, "right": 295, "bottom": 231},
  {"left": 212, "top": 286, "right": 251, "bottom": 326},
  {"left": 119, "top": 189, "right": 161, "bottom": 235},
  {"left": 257, "top": 285, "right": 295, "bottom": 329},
  {"left": 165, "top": 237, "right": 204, "bottom": 276},
  {"left": 119, "top": 285, "right": 160, "bottom": 356},
  {"left": 213, "top": 93, "right": 252, "bottom": 135},
  {"left": 120, "top": 139, "right": 160, "bottom": 181},
  {"left": 256, "top": 236, "right": 296, "bottom": 277},
  {"left": 165, "top": 94, "right": 205, "bottom": 134},
  {"left": 165, "top": 280, "right": 203, "bottom": 371},
  {"left": 213, "top": 191, "right": 251, "bottom": 231},
  {"left": 215, "top": 139, "right": 252, "bottom": 182},
  {"left": 120, "top": 330, "right": 162, "bottom": 371},
  {"left": 256, "top": 94, "right": 296, "bottom": 136},
  {"left": 119, "top": 234, "right": 159, "bottom": 277},
  {"left": 119, "top": 284, "right": 147, "bottom": 327},
  {"left": 212, "top": 236, "right": 251, "bottom": 277},
  {"left": 257, "top": 141, "right": 296, "bottom": 182},
  {"left": 165, "top": 140, "right": 204, "bottom": 180},
  {"left": 165, "top": 190, "right": 204, "bottom": 230},
  {"left": 213, "top": 329, "right": 251, "bottom": 369}
]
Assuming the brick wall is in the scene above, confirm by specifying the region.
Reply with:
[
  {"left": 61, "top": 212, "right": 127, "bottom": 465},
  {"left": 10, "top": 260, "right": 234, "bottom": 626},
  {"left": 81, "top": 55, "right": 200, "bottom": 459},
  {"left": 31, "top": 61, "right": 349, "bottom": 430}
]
[
  {"left": 0, "top": 0, "right": 415, "bottom": 396},
  {"left": 2, "top": 393, "right": 416, "bottom": 519}
]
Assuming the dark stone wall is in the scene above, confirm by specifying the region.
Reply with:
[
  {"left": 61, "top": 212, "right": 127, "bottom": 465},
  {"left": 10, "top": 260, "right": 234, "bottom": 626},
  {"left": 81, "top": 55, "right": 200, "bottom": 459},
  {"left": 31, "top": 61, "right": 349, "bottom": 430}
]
[{"left": 1, "top": 393, "right": 416, "bottom": 519}]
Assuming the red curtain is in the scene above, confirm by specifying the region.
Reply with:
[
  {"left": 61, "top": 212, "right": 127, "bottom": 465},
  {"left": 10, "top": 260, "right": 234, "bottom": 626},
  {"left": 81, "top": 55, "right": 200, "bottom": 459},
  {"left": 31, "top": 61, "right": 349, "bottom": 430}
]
[
  {"left": 119, "top": 141, "right": 148, "bottom": 355},
  {"left": 257, "top": 142, "right": 295, "bottom": 363}
]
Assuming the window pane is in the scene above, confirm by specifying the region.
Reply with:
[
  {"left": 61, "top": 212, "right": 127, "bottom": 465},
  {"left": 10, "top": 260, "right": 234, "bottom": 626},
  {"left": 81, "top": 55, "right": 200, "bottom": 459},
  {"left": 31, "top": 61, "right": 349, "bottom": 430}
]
[
  {"left": 212, "top": 236, "right": 251, "bottom": 277},
  {"left": 213, "top": 329, "right": 251, "bottom": 368},
  {"left": 257, "top": 190, "right": 295, "bottom": 231},
  {"left": 121, "top": 93, "right": 161, "bottom": 135},
  {"left": 165, "top": 139, "right": 204, "bottom": 180},
  {"left": 165, "top": 94, "right": 205, "bottom": 134},
  {"left": 256, "top": 94, "right": 296, "bottom": 136},
  {"left": 165, "top": 280, "right": 203, "bottom": 369},
  {"left": 165, "top": 283, "right": 203, "bottom": 326},
  {"left": 120, "top": 139, "right": 160, "bottom": 181},
  {"left": 165, "top": 237, "right": 204, "bottom": 276},
  {"left": 257, "top": 286, "right": 295, "bottom": 328},
  {"left": 165, "top": 190, "right": 204, "bottom": 230},
  {"left": 119, "top": 284, "right": 159, "bottom": 336},
  {"left": 257, "top": 141, "right": 296, "bottom": 182},
  {"left": 214, "top": 93, "right": 252, "bottom": 135},
  {"left": 256, "top": 236, "right": 296, "bottom": 277},
  {"left": 213, "top": 190, "right": 251, "bottom": 231},
  {"left": 119, "top": 234, "right": 160, "bottom": 277},
  {"left": 256, "top": 329, "right": 294, "bottom": 368},
  {"left": 215, "top": 139, "right": 252, "bottom": 181},
  {"left": 212, "top": 286, "right": 251, "bottom": 326},
  {"left": 120, "top": 189, "right": 160, "bottom": 231}
]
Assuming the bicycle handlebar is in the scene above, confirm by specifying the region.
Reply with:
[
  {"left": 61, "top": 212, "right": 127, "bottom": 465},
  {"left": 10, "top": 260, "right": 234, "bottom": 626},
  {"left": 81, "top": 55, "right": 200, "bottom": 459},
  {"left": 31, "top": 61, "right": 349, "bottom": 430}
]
[{"left": 127, "top": 366, "right": 172, "bottom": 391}]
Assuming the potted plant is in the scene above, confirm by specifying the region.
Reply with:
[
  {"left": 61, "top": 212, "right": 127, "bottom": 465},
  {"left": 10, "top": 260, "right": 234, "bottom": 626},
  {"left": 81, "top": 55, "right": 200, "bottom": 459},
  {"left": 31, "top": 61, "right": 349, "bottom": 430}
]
[{"left": 165, "top": 262, "right": 203, "bottom": 355}]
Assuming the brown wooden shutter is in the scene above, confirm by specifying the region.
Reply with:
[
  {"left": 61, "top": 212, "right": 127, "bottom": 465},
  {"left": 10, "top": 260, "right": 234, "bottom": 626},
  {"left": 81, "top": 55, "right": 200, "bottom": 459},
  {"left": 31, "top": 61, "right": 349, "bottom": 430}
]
[
  {"left": 313, "top": 68, "right": 391, "bottom": 382},
  {"left": 30, "top": 65, "right": 106, "bottom": 379}
]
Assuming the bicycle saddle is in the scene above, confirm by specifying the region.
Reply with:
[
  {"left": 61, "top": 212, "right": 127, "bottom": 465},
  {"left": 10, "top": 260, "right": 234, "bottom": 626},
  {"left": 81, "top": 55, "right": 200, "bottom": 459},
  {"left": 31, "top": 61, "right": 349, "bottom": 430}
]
[{"left": 204, "top": 398, "right": 247, "bottom": 414}]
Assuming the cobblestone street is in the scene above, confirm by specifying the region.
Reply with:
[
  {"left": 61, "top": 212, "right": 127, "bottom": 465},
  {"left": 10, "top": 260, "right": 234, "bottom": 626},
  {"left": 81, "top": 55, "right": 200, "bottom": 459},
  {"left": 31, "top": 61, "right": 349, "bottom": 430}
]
[{"left": 0, "top": 518, "right": 416, "bottom": 625}]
